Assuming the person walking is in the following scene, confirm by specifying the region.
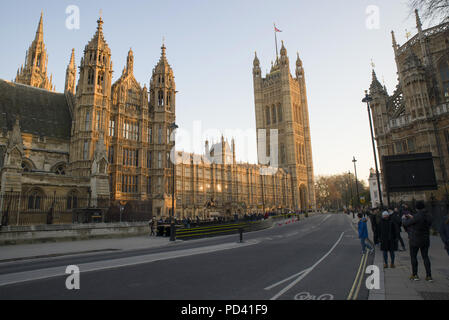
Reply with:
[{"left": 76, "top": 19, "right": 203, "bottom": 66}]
[
  {"left": 149, "top": 219, "right": 155, "bottom": 237},
  {"left": 379, "top": 210, "right": 398, "bottom": 269},
  {"left": 402, "top": 201, "right": 433, "bottom": 282},
  {"left": 391, "top": 207, "right": 406, "bottom": 251},
  {"left": 368, "top": 207, "right": 381, "bottom": 246},
  {"left": 358, "top": 213, "right": 374, "bottom": 254},
  {"left": 439, "top": 214, "right": 449, "bottom": 256}
]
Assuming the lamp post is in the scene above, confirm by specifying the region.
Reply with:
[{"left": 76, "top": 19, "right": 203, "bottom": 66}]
[
  {"left": 362, "top": 90, "right": 384, "bottom": 208},
  {"left": 352, "top": 157, "right": 360, "bottom": 212},
  {"left": 347, "top": 171, "right": 353, "bottom": 210},
  {"left": 169, "top": 122, "right": 179, "bottom": 242}
]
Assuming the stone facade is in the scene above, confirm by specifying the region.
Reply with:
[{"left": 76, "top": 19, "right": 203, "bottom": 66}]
[
  {"left": 173, "top": 138, "right": 294, "bottom": 219},
  {"left": 369, "top": 10, "right": 449, "bottom": 203}
]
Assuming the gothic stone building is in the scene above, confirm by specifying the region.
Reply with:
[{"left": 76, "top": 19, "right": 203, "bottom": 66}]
[
  {"left": 370, "top": 10, "right": 449, "bottom": 203},
  {"left": 0, "top": 13, "right": 311, "bottom": 224},
  {"left": 173, "top": 138, "right": 294, "bottom": 219}
]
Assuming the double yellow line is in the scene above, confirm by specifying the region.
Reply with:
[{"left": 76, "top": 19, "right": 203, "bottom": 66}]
[{"left": 347, "top": 252, "right": 369, "bottom": 300}]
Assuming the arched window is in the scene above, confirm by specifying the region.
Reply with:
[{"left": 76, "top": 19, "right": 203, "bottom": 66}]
[
  {"left": 278, "top": 104, "right": 283, "bottom": 122},
  {"left": 272, "top": 106, "right": 277, "bottom": 124},
  {"left": 439, "top": 59, "right": 449, "bottom": 102},
  {"left": 97, "top": 72, "right": 104, "bottom": 86},
  {"left": 85, "top": 111, "right": 91, "bottom": 131},
  {"left": 280, "top": 144, "right": 286, "bottom": 164},
  {"left": 28, "top": 190, "right": 43, "bottom": 210},
  {"left": 88, "top": 69, "right": 94, "bottom": 85},
  {"left": 266, "top": 107, "right": 271, "bottom": 125},
  {"left": 158, "top": 91, "right": 164, "bottom": 107},
  {"left": 54, "top": 164, "right": 66, "bottom": 175},
  {"left": 67, "top": 191, "right": 78, "bottom": 210}
]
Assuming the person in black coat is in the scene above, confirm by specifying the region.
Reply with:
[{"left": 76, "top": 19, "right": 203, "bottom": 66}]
[
  {"left": 391, "top": 207, "right": 406, "bottom": 251},
  {"left": 402, "top": 201, "right": 433, "bottom": 282},
  {"left": 379, "top": 210, "right": 399, "bottom": 268}
]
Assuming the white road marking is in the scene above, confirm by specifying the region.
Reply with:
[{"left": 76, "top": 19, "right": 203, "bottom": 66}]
[
  {"left": 264, "top": 268, "right": 311, "bottom": 291},
  {"left": 267, "top": 232, "right": 345, "bottom": 300},
  {"left": 0, "top": 240, "right": 259, "bottom": 287}
]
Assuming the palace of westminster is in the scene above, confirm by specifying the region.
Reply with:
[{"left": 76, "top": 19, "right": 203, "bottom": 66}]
[{"left": 0, "top": 13, "right": 316, "bottom": 221}]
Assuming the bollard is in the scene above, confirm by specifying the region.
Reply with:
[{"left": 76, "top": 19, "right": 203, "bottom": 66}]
[{"left": 239, "top": 228, "right": 244, "bottom": 243}]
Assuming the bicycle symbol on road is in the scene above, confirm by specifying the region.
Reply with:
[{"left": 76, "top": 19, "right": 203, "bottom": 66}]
[{"left": 294, "top": 292, "right": 334, "bottom": 300}]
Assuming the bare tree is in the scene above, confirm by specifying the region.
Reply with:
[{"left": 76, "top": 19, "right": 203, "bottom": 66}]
[{"left": 410, "top": 0, "right": 449, "bottom": 23}]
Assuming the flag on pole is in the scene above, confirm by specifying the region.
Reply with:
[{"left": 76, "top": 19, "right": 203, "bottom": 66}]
[{"left": 274, "top": 25, "right": 282, "bottom": 33}]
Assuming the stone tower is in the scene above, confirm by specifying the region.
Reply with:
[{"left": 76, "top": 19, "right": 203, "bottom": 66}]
[
  {"left": 65, "top": 49, "right": 77, "bottom": 95},
  {"left": 15, "top": 12, "right": 54, "bottom": 91},
  {"left": 110, "top": 48, "right": 149, "bottom": 201},
  {"left": 69, "top": 16, "right": 113, "bottom": 181},
  {"left": 149, "top": 43, "right": 177, "bottom": 217},
  {"left": 253, "top": 41, "right": 316, "bottom": 211}
]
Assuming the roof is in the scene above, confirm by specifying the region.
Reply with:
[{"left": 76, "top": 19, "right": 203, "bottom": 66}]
[{"left": 0, "top": 79, "right": 71, "bottom": 140}]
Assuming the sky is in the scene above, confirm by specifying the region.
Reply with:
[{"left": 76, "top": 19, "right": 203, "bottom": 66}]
[{"left": 0, "top": 0, "right": 428, "bottom": 182}]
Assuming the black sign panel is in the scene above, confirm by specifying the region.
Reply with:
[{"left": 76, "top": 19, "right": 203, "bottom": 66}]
[{"left": 383, "top": 153, "right": 438, "bottom": 193}]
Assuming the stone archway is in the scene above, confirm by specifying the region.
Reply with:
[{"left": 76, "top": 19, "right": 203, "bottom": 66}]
[{"left": 299, "top": 185, "right": 308, "bottom": 211}]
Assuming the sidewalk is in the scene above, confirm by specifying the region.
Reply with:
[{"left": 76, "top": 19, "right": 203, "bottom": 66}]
[
  {"left": 0, "top": 235, "right": 172, "bottom": 263},
  {"left": 351, "top": 215, "right": 449, "bottom": 300}
]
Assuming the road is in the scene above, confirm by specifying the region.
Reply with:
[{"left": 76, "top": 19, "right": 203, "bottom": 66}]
[{"left": 0, "top": 214, "right": 373, "bottom": 300}]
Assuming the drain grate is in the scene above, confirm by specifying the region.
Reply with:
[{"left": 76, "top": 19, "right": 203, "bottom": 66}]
[{"left": 418, "top": 291, "right": 449, "bottom": 300}]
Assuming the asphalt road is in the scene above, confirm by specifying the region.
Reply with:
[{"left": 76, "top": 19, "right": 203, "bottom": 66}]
[{"left": 0, "top": 214, "right": 373, "bottom": 300}]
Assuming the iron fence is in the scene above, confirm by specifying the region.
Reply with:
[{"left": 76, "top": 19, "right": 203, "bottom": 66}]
[{"left": 0, "top": 193, "right": 153, "bottom": 226}]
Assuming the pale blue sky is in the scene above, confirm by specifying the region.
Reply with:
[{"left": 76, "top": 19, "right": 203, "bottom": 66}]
[{"left": 0, "top": 0, "right": 426, "bottom": 181}]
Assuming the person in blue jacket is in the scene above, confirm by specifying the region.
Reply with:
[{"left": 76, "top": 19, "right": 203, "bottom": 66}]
[{"left": 358, "top": 213, "right": 374, "bottom": 254}]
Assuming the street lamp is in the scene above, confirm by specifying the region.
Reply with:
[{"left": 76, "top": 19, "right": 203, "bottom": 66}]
[
  {"left": 352, "top": 157, "right": 360, "bottom": 212},
  {"left": 347, "top": 171, "right": 353, "bottom": 210},
  {"left": 362, "top": 90, "right": 384, "bottom": 208},
  {"left": 169, "top": 122, "right": 179, "bottom": 242}
]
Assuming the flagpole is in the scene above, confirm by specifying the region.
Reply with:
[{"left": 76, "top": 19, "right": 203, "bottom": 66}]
[{"left": 274, "top": 23, "right": 279, "bottom": 62}]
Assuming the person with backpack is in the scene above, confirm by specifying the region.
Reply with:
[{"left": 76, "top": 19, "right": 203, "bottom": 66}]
[
  {"left": 402, "top": 201, "right": 433, "bottom": 282},
  {"left": 358, "top": 213, "right": 374, "bottom": 254}
]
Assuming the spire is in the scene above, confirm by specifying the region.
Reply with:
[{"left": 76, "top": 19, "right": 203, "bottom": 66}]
[
  {"left": 296, "top": 52, "right": 303, "bottom": 67},
  {"left": 161, "top": 42, "right": 167, "bottom": 58},
  {"left": 69, "top": 48, "right": 75, "bottom": 69},
  {"left": 253, "top": 51, "right": 260, "bottom": 67},
  {"left": 125, "top": 48, "right": 134, "bottom": 74},
  {"left": 415, "top": 9, "right": 423, "bottom": 33},
  {"left": 370, "top": 69, "right": 385, "bottom": 94},
  {"left": 280, "top": 40, "right": 287, "bottom": 57},
  {"left": 35, "top": 11, "right": 44, "bottom": 42}
]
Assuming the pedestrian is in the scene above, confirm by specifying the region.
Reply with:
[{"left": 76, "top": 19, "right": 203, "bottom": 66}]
[
  {"left": 149, "top": 219, "right": 155, "bottom": 237},
  {"left": 368, "top": 207, "right": 380, "bottom": 245},
  {"left": 391, "top": 207, "right": 406, "bottom": 251},
  {"left": 439, "top": 214, "right": 449, "bottom": 256},
  {"left": 379, "top": 210, "right": 398, "bottom": 269},
  {"left": 358, "top": 213, "right": 374, "bottom": 254},
  {"left": 402, "top": 201, "right": 433, "bottom": 282}
]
